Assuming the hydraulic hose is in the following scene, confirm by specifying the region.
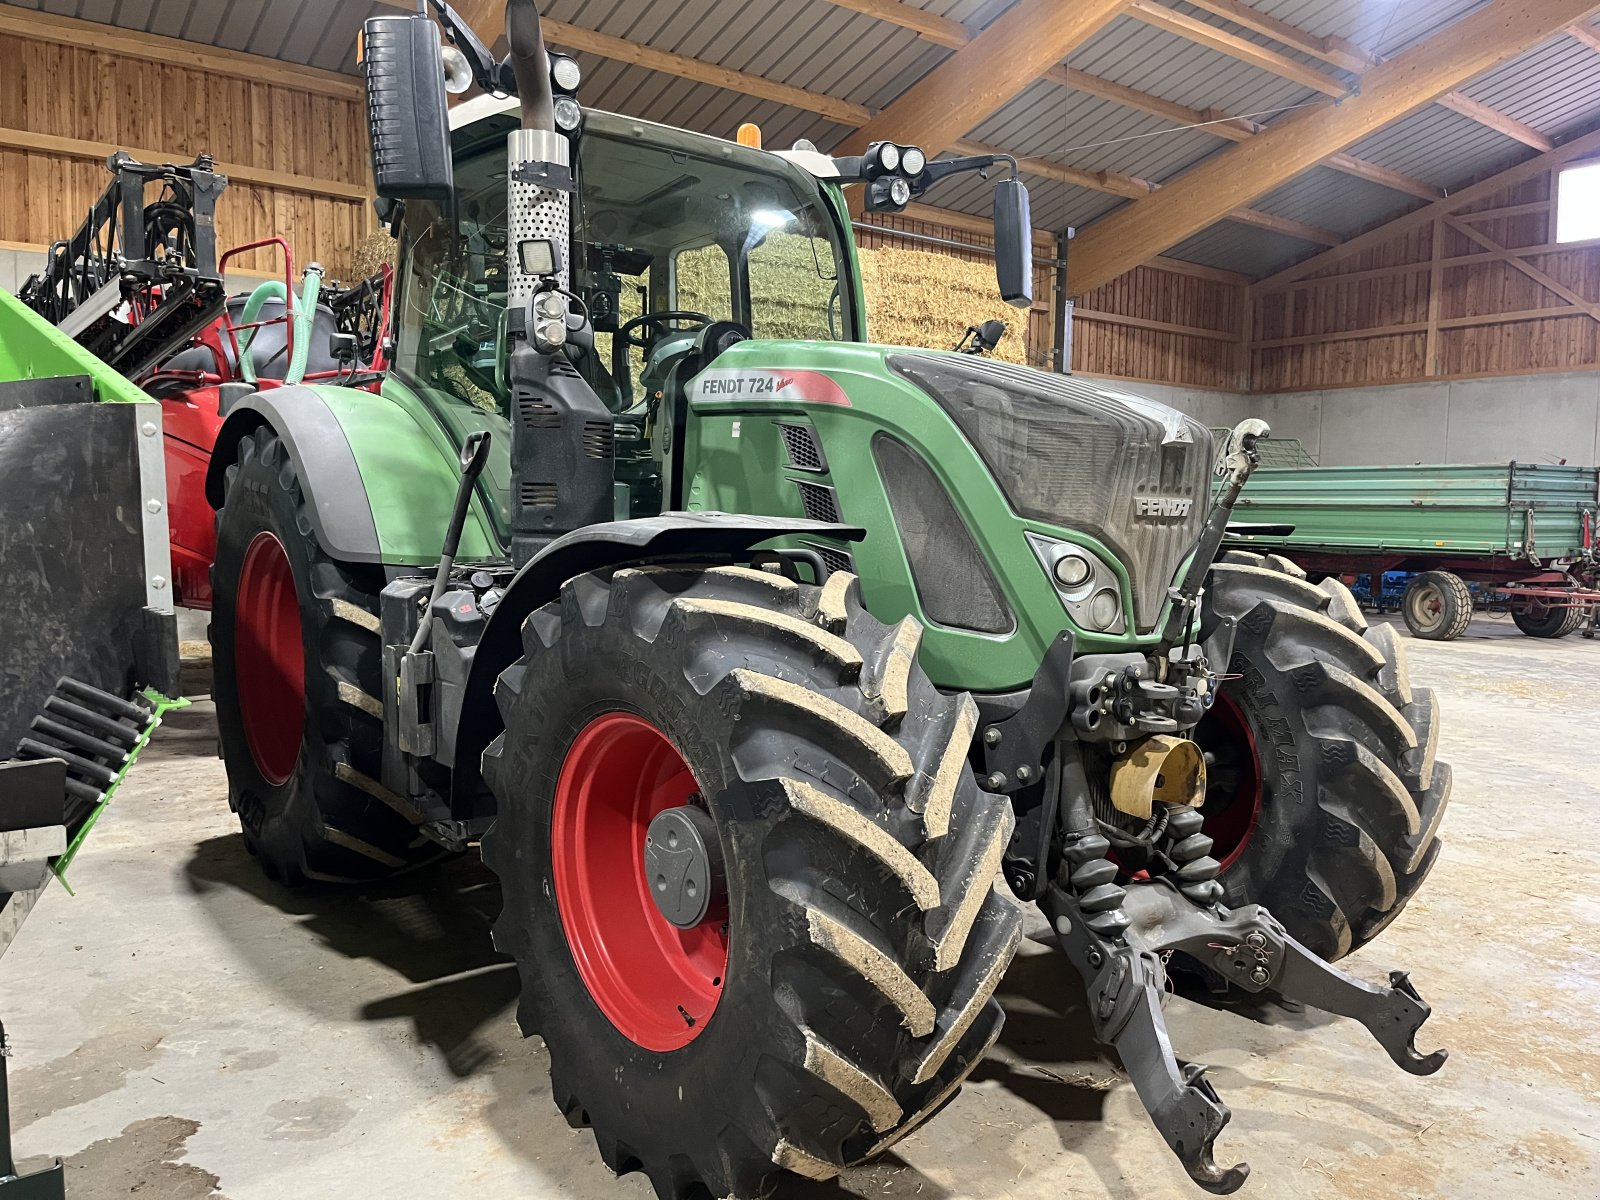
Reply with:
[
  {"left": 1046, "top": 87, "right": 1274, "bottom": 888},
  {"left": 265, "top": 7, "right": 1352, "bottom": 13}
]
[
  {"left": 236, "top": 280, "right": 288, "bottom": 385},
  {"left": 285, "top": 263, "right": 324, "bottom": 386}
]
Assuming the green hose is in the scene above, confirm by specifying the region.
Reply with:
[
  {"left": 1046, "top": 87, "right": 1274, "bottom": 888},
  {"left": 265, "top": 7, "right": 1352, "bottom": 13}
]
[
  {"left": 286, "top": 264, "right": 323, "bottom": 386},
  {"left": 236, "top": 280, "right": 287, "bottom": 386},
  {"left": 236, "top": 262, "right": 323, "bottom": 386}
]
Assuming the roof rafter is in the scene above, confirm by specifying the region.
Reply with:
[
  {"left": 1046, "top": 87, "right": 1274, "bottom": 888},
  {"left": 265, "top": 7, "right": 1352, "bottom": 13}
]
[
  {"left": 1124, "top": 0, "right": 1350, "bottom": 97},
  {"left": 1067, "top": 0, "right": 1600, "bottom": 296},
  {"left": 831, "top": 0, "right": 1132, "bottom": 161},
  {"left": 1252, "top": 124, "right": 1600, "bottom": 293},
  {"left": 818, "top": 0, "right": 1439, "bottom": 200}
]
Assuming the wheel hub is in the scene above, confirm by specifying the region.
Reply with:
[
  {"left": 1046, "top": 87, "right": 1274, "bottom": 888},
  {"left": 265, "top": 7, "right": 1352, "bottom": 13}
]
[
  {"left": 550, "top": 713, "right": 729, "bottom": 1051},
  {"left": 644, "top": 805, "right": 725, "bottom": 929},
  {"left": 234, "top": 530, "right": 304, "bottom": 786}
]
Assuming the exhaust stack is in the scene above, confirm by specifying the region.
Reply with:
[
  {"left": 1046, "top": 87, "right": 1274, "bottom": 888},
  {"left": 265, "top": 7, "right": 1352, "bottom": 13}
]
[{"left": 501, "top": 0, "right": 613, "bottom": 568}]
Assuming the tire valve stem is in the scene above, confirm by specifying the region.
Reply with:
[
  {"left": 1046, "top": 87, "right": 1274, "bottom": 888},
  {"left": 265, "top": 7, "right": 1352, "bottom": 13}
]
[{"left": 677, "top": 1006, "right": 695, "bottom": 1028}]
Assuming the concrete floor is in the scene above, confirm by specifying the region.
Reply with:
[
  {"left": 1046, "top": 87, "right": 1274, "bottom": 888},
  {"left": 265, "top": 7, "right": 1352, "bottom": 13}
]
[{"left": 3, "top": 613, "right": 1597, "bottom": 1200}]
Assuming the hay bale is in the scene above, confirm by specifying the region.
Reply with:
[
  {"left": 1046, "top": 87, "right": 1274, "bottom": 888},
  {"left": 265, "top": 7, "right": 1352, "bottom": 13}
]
[{"left": 859, "top": 244, "right": 1029, "bottom": 364}]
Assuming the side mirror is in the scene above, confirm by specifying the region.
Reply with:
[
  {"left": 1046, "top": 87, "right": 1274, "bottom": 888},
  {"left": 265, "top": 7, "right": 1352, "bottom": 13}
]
[
  {"left": 992, "top": 178, "right": 1033, "bottom": 310},
  {"left": 976, "top": 319, "right": 1007, "bottom": 350},
  {"left": 361, "top": 16, "right": 454, "bottom": 203}
]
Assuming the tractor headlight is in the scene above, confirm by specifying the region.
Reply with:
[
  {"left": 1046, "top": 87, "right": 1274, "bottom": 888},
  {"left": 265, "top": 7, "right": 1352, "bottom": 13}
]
[
  {"left": 876, "top": 142, "right": 901, "bottom": 173},
  {"left": 1026, "top": 532, "right": 1126, "bottom": 635},
  {"left": 1088, "top": 589, "right": 1121, "bottom": 631},
  {"left": 1054, "top": 553, "right": 1092, "bottom": 588},
  {"left": 901, "top": 145, "right": 926, "bottom": 176},
  {"left": 550, "top": 54, "right": 582, "bottom": 93},
  {"left": 553, "top": 96, "right": 583, "bottom": 133}
]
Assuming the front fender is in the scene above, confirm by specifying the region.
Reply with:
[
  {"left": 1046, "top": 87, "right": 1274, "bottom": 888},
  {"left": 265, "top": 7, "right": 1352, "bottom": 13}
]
[
  {"left": 449, "top": 513, "right": 864, "bottom": 813},
  {"left": 205, "top": 385, "right": 503, "bottom": 567}
]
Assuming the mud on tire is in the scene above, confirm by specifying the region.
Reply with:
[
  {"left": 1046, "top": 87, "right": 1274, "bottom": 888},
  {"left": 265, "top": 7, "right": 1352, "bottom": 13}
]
[
  {"left": 481, "top": 566, "right": 1023, "bottom": 1198},
  {"left": 1201, "top": 552, "right": 1451, "bottom": 960},
  {"left": 211, "top": 425, "right": 440, "bottom": 884}
]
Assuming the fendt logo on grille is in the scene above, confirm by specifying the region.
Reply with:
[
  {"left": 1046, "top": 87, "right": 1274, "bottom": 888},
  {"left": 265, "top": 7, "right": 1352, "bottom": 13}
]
[{"left": 1135, "top": 496, "right": 1194, "bottom": 519}]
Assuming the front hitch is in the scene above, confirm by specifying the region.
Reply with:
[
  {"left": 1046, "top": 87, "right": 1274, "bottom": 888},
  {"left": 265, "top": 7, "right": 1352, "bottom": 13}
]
[{"left": 1037, "top": 740, "right": 1447, "bottom": 1193}]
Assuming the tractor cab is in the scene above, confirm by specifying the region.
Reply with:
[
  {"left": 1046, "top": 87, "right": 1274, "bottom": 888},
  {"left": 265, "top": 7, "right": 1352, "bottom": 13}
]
[{"left": 390, "top": 100, "right": 866, "bottom": 531}]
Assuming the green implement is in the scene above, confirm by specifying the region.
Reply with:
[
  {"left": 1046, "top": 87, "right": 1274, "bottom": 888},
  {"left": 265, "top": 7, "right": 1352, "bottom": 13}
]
[{"left": 1229, "top": 460, "right": 1599, "bottom": 563}]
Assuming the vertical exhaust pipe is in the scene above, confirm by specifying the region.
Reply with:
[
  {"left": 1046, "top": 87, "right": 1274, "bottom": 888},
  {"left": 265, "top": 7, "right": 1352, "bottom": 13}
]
[{"left": 502, "top": 0, "right": 614, "bottom": 567}]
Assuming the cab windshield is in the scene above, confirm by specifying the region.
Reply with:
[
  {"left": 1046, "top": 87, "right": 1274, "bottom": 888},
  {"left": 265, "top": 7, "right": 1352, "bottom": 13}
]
[{"left": 393, "top": 113, "right": 856, "bottom": 427}]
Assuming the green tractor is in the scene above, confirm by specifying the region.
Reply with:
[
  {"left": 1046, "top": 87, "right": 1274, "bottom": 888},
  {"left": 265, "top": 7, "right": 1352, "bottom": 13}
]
[{"left": 206, "top": 2, "right": 1451, "bottom": 1194}]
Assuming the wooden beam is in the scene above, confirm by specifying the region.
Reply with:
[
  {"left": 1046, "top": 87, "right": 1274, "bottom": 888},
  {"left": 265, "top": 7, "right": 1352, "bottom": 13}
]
[
  {"left": 1070, "top": 0, "right": 1600, "bottom": 297},
  {"left": 1443, "top": 215, "right": 1600, "bottom": 321},
  {"left": 1225, "top": 207, "right": 1345, "bottom": 246},
  {"left": 898, "top": 201, "right": 1054, "bottom": 248},
  {"left": 0, "top": 126, "right": 369, "bottom": 201},
  {"left": 1180, "top": 0, "right": 1372, "bottom": 73},
  {"left": 1152, "top": 256, "right": 1252, "bottom": 285},
  {"left": 824, "top": 0, "right": 968, "bottom": 49},
  {"left": 1568, "top": 22, "right": 1600, "bottom": 54},
  {"left": 1073, "top": 308, "right": 1243, "bottom": 342},
  {"left": 954, "top": 138, "right": 1156, "bottom": 199},
  {"left": 1045, "top": 64, "right": 1259, "bottom": 139},
  {"left": 1124, "top": 0, "right": 1349, "bottom": 97},
  {"left": 1323, "top": 152, "right": 1444, "bottom": 201},
  {"left": 0, "top": 7, "right": 361, "bottom": 100},
  {"left": 1254, "top": 124, "right": 1600, "bottom": 292},
  {"left": 1434, "top": 91, "right": 1553, "bottom": 151},
  {"left": 542, "top": 19, "right": 871, "bottom": 127},
  {"left": 832, "top": 0, "right": 1131, "bottom": 160}
]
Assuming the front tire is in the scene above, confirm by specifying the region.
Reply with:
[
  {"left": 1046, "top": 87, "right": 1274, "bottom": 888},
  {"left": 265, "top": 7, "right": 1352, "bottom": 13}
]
[
  {"left": 1200, "top": 554, "right": 1451, "bottom": 960},
  {"left": 481, "top": 566, "right": 1022, "bottom": 1198},
  {"left": 212, "top": 426, "right": 438, "bottom": 884}
]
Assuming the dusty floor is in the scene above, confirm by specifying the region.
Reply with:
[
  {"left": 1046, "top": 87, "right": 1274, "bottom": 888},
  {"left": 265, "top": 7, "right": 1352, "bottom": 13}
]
[{"left": 3, "top": 613, "right": 1597, "bottom": 1199}]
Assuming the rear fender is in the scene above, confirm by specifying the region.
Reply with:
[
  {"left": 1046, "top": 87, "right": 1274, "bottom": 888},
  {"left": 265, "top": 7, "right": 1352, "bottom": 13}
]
[
  {"left": 448, "top": 513, "right": 865, "bottom": 815},
  {"left": 206, "top": 385, "right": 501, "bottom": 567}
]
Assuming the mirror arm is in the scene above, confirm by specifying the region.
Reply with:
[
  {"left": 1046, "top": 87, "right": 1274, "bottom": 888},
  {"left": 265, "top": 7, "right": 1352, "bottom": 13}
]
[{"left": 427, "top": 0, "right": 508, "bottom": 94}]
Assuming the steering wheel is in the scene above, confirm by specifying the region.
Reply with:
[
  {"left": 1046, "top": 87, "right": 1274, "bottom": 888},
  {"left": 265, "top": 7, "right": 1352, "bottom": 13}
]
[{"left": 618, "top": 310, "right": 714, "bottom": 350}]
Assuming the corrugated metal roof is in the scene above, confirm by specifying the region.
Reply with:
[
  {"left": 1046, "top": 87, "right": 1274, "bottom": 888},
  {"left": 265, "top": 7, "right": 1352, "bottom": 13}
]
[
  {"left": 1251, "top": 165, "right": 1425, "bottom": 237},
  {"left": 4, "top": 0, "right": 1596, "bottom": 281}
]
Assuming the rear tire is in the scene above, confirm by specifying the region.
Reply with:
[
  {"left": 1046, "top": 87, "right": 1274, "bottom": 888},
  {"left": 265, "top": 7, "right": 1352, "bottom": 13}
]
[
  {"left": 482, "top": 566, "right": 1022, "bottom": 1198},
  {"left": 1201, "top": 559, "right": 1451, "bottom": 960},
  {"left": 1511, "top": 597, "right": 1584, "bottom": 639},
  {"left": 1402, "top": 570, "right": 1472, "bottom": 641},
  {"left": 211, "top": 426, "right": 439, "bottom": 884}
]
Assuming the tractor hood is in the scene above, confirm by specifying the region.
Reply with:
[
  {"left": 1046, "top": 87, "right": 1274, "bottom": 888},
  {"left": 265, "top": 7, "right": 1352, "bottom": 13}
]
[{"left": 887, "top": 353, "right": 1214, "bottom": 631}]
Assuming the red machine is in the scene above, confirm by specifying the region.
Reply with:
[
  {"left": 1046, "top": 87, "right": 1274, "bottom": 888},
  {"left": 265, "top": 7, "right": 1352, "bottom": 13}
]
[{"left": 134, "top": 238, "right": 393, "bottom": 608}]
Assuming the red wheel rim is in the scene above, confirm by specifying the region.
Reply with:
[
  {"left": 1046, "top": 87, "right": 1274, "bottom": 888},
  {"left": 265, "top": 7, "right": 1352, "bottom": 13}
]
[
  {"left": 552, "top": 713, "right": 728, "bottom": 1052},
  {"left": 1198, "top": 691, "right": 1263, "bottom": 871},
  {"left": 235, "top": 531, "right": 304, "bottom": 786}
]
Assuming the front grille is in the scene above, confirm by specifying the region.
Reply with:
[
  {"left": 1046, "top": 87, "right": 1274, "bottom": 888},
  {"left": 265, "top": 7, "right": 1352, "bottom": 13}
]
[
  {"left": 874, "top": 434, "right": 1011, "bottom": 634},
  {"left": 890, "top": 353, "right": 1211, "bottom": 631},
  {"left": 778, "top": 421, "right": 826, "bottom": 471},
  {"left": 796, "top": 481, "right": 840, "bottom": 523}
]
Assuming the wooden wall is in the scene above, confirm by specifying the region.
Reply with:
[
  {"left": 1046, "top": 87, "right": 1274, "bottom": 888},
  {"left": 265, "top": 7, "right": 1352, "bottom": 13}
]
[
  {"left": 0, "top": 11, "right": 372, "bottom": 282},
  {"left": 1074, "top": 263, "right": 1247, "bottom": 391},
  {"left": 1250, "top": 166, "right": 1600, "bottom": 393}
]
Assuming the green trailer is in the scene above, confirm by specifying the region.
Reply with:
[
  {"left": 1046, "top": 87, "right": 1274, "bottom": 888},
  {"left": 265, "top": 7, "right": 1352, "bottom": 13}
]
[{"left": 1224, "top": 459, "right": 1600, "bottom": 640}]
